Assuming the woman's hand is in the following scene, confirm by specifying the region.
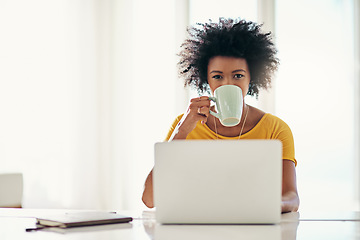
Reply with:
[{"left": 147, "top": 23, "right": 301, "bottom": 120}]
[{"left": 169, "top": 96, "right": 211, "bottom": 140}]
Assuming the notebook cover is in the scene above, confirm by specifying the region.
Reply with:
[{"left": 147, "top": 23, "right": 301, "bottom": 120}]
[{"left": 36, "top": 212, "right": 133, "bottom": 228}]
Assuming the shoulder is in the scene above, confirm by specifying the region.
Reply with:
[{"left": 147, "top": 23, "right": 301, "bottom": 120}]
[
  {"left": 176, "top": 113, "right": 184, "bottom": 120},
  {"left": 261, "top": 114, "right": 294, "bottom": 141},
  {"left": 247, "top": 106, "right": 293, "bottom": 136},
  {"left": 262, "top": 113, "right": 291, "bottom": 130},
  {"left": 172, "top": 114, "right": 184, "bottom": 126},
  {"left": 164, "top": 114, "right": 185, "bottom": 141}
]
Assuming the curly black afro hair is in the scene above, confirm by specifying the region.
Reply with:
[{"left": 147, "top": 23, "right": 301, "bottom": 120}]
[{"left": 178, "top": 18, "right": 279, "bottom": 97}]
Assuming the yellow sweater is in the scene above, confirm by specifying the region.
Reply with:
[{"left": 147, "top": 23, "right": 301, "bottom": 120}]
[{"left": 165, "top": 113, "right": 297, "bottom": 166}]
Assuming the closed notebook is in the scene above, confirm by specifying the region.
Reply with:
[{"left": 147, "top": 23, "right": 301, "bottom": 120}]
[{"left": 36, "top": 212, "right": 133, "bottom": 228}]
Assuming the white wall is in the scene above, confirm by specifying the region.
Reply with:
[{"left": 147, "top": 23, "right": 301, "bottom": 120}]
[
  {"left": 111, "top": 0, "right": 183, "bottom": 210},
  {"left": 0, "top": 0, "right": 101, "bottom": 209},
  {"left": 0, "top": 0, "right": 183, "bottom": 211}
]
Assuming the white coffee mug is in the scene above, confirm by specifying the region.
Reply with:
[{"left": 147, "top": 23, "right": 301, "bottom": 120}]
[{"left": 209, "top": 85, "right": 243, "bottom": 127}]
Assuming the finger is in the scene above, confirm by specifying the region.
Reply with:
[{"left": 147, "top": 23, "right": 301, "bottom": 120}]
[
  {"left": 197, "top": 106, "right": 210, "bottom": 117},
  {"left": 189, "top": 100, "right": 211, "bottom": 110},
  {"left": 190, "top": 96, "right": 210, "bottom": 103},
  {"left": 197, "top": 114, "right": 208, "bottom": 124}
]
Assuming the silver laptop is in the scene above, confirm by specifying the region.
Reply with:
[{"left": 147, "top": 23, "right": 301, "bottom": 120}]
[{"left": 153, "top": 140, "right": 282, "bottom": 224}]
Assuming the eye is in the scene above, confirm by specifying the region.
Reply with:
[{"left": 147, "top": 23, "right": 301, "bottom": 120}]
[
  {"left": 234, "top": 73, "right": 244, "bottom": 79},
  {"left": 212, "top": 75, "right": 222, "bottom": 80}
]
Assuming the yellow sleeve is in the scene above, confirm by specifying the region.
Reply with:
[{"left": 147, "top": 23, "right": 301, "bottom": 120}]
[
  {"left": 164, "top": 114, "right": 184, "bottom": 141},
  {"left": 272, "top": 117, "right": 297, "bottom": 166}
]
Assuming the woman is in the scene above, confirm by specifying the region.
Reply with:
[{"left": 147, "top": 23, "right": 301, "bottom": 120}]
[{"left": 142, "top": 18, "right": 299, "bottom": 213}]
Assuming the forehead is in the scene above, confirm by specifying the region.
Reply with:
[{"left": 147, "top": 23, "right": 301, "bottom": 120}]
[{"left": 208, "top": 56, "right": 248, "bottom": 71}]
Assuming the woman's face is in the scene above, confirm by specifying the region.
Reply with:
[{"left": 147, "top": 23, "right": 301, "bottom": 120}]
[{"left": 207, "top": 56, "right": 250, "bottom": 97}]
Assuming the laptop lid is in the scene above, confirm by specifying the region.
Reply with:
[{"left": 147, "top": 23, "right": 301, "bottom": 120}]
[{"left": 153, "top": 140, "right": 282, "bottom": 224}]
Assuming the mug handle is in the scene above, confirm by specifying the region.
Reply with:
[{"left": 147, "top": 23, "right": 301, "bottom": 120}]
[{"left": 208, "top": 97, "right": 220, "bottom": 119}]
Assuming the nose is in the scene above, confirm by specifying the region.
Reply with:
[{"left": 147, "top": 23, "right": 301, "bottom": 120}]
[{"left": 222, "top": 77, "right": 235, "bottom": 86}]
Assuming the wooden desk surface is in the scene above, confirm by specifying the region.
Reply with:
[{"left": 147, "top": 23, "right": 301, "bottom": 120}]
[{"left": 0, "top": 208, "right": 359, "bottom": 240}]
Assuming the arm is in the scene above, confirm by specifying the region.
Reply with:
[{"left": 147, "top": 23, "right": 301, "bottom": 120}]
[
  {"left": 281, "top": 160, "right": 300, "bottom": 213},
  {"left": 142, "top": 169, "right": 154, "bottom": 208},
  {"left": 169, "top": 96, "right": 211, "bottom": 141}
]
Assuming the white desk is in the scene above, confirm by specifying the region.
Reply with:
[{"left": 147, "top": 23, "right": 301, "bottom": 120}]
[{"left": 0, "top": 208, "right": 359, "bottom": 240}]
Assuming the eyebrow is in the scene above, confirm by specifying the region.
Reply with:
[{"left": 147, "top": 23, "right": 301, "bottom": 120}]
[{"left": 210, "top": 69, "right": 246, "bottom": 74}]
